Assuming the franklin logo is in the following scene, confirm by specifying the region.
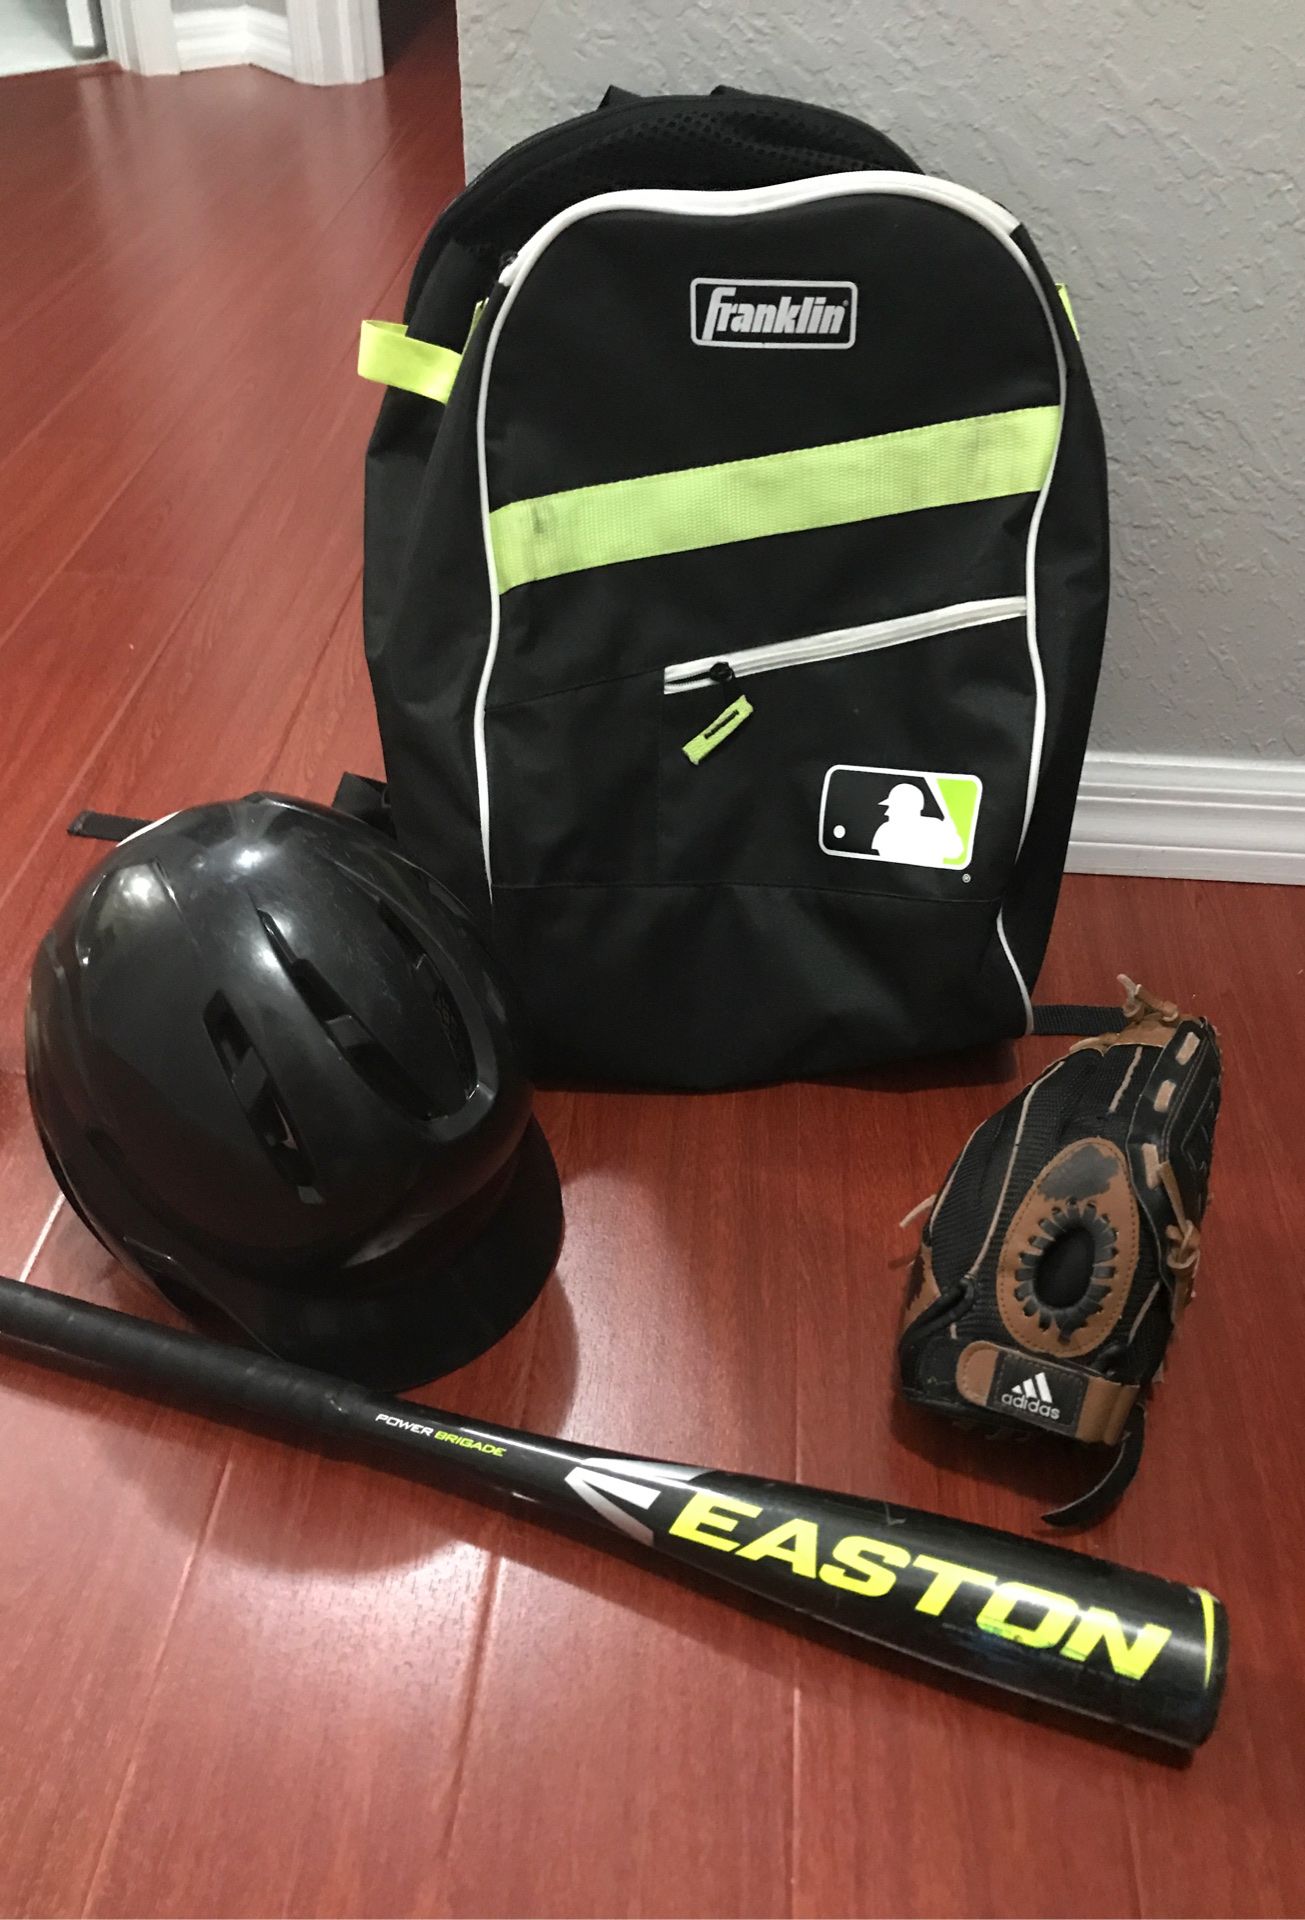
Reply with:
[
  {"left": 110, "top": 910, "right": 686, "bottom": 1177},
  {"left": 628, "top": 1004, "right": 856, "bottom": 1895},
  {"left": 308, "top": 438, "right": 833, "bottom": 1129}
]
[{"left": 691, "top": 278, "right": 857, "bottom": 349}]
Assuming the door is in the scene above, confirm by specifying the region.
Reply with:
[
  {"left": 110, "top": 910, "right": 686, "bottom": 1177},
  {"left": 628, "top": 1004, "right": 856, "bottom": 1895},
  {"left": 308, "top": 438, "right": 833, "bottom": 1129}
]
[{"left": 65, "top": 0, "right": 104, "bottom": 50}]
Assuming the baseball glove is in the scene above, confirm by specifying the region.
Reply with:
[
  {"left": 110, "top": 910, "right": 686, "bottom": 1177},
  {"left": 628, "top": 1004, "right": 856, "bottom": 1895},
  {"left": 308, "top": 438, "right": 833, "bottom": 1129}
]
[{"left": 897, "top": 980, "right": 1220, "bottom": 1526}]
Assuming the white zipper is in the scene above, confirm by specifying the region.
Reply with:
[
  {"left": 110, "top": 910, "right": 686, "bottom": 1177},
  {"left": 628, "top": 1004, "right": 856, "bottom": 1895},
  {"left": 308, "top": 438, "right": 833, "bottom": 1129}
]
[
  {"left": 661, "top": 596, "right": 1026, "bottom": 694},
  {"left": 497, "top": 172, "right": 1021, "bottom": 290}
]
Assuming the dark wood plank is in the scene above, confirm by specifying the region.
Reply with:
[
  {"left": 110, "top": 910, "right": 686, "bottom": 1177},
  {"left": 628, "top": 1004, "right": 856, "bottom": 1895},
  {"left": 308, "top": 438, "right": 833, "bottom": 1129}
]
[
  {"left": 0, "top": 73, "right": 279, "bottom": 344},
  {"left": 436, "top": 1088, "right": 804, "bottom": 1919},
  {"left": 0, "top": 254, "right": 429, "bottom": 1048},
  {"left": 0, "top": 1070, "right": 65, "bottom": 1281},
  {"left": 0, "top": 16, "right": 471, "bottom": 1918},
  {"left": 0, "top": 1214, "right": 233, "bottom": 1919}
]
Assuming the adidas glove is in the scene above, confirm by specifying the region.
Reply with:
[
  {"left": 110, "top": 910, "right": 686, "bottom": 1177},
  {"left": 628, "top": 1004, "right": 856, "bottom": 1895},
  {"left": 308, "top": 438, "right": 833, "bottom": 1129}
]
[{"left": 897, "top": 981, "right": 1221, "bottom": 1526}]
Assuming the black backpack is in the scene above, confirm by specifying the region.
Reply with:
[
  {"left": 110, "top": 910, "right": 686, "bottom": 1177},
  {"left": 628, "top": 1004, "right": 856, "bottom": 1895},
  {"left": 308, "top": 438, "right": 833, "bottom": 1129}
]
[{"left": 359, "top": 88, "right": 1110, "bottom": 1089}]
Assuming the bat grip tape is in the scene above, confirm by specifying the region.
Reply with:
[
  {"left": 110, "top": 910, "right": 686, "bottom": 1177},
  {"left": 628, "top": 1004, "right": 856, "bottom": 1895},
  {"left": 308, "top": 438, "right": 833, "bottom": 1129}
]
[{"left": 0, "top": 1276, "right": 404, "bottom": 1452}]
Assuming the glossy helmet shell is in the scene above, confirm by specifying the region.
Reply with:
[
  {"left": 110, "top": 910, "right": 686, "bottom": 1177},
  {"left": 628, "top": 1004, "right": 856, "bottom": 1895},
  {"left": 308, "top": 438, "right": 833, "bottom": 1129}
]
[{"left": 25, "top": 794, "right": 562, "bottom": 1388}]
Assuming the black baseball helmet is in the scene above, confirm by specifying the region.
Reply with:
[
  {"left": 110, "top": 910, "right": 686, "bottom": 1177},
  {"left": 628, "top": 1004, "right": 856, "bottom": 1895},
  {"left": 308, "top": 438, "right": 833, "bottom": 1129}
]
[{"left": 25, "top": 794, "right": 563, "bottom": 1389}]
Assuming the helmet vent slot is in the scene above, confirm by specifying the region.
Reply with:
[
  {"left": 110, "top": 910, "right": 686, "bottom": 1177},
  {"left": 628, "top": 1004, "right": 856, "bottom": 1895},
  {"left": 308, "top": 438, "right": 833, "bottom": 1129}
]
[
  {"left": 373, "top": 900, "right": 478, "bottom": 1099},
  {"left": 203, "top": 991, "right": 322, "bottom": 1203},
  {"left": 255, "top": 912, "right": 454, "bottom": 1123}
]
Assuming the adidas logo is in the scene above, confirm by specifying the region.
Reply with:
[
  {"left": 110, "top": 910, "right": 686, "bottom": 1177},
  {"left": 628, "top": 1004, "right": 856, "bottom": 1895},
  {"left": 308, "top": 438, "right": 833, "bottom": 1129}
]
[
  {"left": 1001, "top": 1371, "right": 1062, "bottom": 1420},
  {"left": 691, "top": 279, "right": 857, "bottom": 349}
]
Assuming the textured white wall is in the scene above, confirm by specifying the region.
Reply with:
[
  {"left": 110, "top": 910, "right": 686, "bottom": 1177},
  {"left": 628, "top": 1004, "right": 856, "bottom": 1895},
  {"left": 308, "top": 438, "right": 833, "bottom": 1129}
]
[{"left": 456, "top": 0, "right": 1304, "bottom": 760}]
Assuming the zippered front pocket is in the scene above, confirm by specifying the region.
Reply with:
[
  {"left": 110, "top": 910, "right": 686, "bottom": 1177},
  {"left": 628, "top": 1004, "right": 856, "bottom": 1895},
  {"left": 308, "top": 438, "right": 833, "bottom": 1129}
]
[
  {"left": 663, "top": 596, "right": 1025, "bottom": 700},
  {"left": 657, "top": 597, "right": 1033, "bottom": 900}
]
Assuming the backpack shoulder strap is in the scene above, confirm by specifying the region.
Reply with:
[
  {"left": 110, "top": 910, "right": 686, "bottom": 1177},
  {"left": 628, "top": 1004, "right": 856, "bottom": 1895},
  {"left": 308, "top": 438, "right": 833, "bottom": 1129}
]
[{"left": 1032, "top": 1003, "right": 1127, "bottom": 1036}]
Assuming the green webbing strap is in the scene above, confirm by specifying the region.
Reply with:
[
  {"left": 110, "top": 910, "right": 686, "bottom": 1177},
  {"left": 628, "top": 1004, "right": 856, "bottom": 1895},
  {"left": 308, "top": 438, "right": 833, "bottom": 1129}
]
[
  {"left": 1056, "top": 283, "right": 1080, "bottom": 339},
  {"left": 682, "top": 694, "right": 754, "bottom": 764},
  {"left": 358, "top": 320, "right": 462, "bottom": 403},
  {"left": 490, "top": 405, "right": 1061, "bottom": 595}
]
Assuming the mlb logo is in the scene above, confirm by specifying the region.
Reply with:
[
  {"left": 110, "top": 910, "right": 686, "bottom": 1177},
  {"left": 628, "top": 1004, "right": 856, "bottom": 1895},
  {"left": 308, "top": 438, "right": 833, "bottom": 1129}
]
[{"left": 818, "top": 766, "right": 983, "bottom": 872}]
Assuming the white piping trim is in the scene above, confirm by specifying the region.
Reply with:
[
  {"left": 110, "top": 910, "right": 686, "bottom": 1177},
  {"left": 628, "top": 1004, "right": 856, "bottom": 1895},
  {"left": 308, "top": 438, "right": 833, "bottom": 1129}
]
[
  {"left": 498, "top": 174, "right": 1020, "bottom": 292},
  {"left": 1109, "top": 1046, "right": 1144, "bottom": 1114},
  {"left": 472, "top": 306, "right": 516, "bottom": 889},
  {"left": 996, "top": 906, "right": 1035, "bottom": 1034},
  {"left": 1126, "top": 1281, "right": 1161, "bottom": 1343},
  {"left": 474, "top": 172, "right": 1058, "bottom": 912},
  {"left": 964, "top": 1053, "right": 1070, "bottom": 1278},
  {"left": 662, "top": 596, "right": 1026, "bottom": 692},
  {"left": 1016, "top": 288, "right": 1066, "bottom": 851}
]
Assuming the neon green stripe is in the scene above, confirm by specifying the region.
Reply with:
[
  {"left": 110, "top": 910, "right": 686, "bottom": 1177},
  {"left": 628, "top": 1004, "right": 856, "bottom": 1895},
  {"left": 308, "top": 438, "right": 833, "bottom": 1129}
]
[
  {"left": 490, "top": 406, "right": 1059, "bottom": 594},
  {"left": 1196, "top": 1588, "right": 1217, "bottom": 1688},
  {"left": 358, "top": 320, "right": 462, "bottom": 403}
]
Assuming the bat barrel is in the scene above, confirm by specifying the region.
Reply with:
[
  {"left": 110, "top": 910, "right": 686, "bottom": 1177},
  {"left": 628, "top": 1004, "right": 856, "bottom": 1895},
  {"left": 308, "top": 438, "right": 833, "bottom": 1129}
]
[{"left": 650, "top": 1470, "right": 1227, "bottom": 1750}]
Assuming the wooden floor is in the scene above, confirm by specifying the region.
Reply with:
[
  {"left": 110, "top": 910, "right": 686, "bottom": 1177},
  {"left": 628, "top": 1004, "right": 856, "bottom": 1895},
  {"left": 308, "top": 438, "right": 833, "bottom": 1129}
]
[{"left": 1, "top": 17, "right": 1304, "bottom": 1916}]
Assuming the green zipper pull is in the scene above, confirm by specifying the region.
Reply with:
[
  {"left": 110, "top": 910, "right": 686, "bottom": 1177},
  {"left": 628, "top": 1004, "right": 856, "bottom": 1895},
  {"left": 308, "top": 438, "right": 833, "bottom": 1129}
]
[{"left": 681, "top": 664, "right": 753, "bottom": 765}]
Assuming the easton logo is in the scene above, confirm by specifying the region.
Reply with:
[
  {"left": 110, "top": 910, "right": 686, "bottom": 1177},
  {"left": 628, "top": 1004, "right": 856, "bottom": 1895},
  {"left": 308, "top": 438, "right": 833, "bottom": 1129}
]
[
  {"left": 563, "top": 1461, "right": 1174, "bottom": 1680},
  {"left": 1002, "top": 1372, "right": 1062, "bottom": 1421},
  {"left": 691, "top": 278, "right": 857, "bottom": 349}
]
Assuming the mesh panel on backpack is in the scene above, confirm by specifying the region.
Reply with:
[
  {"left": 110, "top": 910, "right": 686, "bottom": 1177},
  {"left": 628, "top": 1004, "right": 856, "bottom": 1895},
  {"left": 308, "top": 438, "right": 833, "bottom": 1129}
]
[{"left": 425, "top": 95, "right": 920, "bottom": 269}]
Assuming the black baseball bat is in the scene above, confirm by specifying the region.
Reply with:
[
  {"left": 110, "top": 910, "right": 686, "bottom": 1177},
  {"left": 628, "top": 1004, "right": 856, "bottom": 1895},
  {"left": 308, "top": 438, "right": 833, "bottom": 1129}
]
[{"left": 0, "top": 1275, "right": 1225, "bottom": 1747}]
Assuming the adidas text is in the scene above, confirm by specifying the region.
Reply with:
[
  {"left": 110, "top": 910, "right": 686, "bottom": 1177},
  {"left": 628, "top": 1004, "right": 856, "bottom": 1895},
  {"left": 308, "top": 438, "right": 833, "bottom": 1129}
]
[{"left": 1001, "top": 1372, "right": 1062, "bottom": 1421}]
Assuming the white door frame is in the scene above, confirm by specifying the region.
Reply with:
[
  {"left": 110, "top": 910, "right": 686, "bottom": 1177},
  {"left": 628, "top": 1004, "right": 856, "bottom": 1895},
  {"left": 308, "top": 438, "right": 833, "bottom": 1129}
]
[
  {"left": 67, "top": 0, "right": 107, "bottom": 50},
  {"left": 284, "top": 0, "right": 381, "bottom": 84},
  {"left": 101, "top": 0, "right": 179, "bottom": 73},
  {"left": 102, "top": 0, "right": 382, "bottom": 82}
]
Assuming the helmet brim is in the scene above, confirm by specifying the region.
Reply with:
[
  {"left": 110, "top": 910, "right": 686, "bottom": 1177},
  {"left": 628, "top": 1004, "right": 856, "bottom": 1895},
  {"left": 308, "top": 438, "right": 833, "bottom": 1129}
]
[{"left": 232, "top": 1117, "right": 565, "bottom": 1390}]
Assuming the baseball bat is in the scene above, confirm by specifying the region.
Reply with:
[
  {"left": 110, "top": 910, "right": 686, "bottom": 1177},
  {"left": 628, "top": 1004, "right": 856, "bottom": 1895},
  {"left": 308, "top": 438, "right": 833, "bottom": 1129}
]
[{"left": 0, "top": 1275, "right": 1225, "bottom": 1748}]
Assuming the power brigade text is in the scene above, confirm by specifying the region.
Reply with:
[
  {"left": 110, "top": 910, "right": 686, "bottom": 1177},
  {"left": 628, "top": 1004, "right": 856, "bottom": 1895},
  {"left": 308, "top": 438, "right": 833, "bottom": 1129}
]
[{"left": 666, "top": 1489, "right": 1172, "bottom": 1680}]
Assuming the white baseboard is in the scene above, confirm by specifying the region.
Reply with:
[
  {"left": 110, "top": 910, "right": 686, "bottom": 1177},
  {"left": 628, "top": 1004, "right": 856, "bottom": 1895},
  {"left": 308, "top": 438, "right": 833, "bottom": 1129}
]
[
  {"left": 1069, "top": 751, "right": 1305, "bottom": 884},
  {"left": 176, "top": 5, "right": 293, "bottom": 77}
]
